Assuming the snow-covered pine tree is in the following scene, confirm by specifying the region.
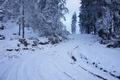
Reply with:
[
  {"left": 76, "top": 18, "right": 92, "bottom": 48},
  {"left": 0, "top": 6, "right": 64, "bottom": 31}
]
[
  {"left": 2, "top": 0, "right": 21, "bottom": 20},
  {"left": 79, "top": 0, "right": 120, "bottom": 46},
  {"left": 111, "top": 0, "right": 120, "bottom": 39},
  {"left": 79, "top": 0, "right": 92, "bottom": 34},
  {"left": 79, "top": 0, "right": 106, "bottom": 34},
  {"left": 38, "top": 0, "right": 68, "bottom": 37},
  {"left": 71, "top": 12, "right": 77, "bottom": 34},
  {"left": 2, "top": 0, "right": 68, "bottom": 43},
  {"left": 79, "top": 0, "right": 116, "bottom": 36},
  {"left": 3, "top": 0, "right": 27, "bottom": 38}
]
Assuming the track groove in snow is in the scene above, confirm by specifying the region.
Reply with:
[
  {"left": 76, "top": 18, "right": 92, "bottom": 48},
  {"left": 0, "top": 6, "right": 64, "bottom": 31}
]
[{"left": 69, "top": 44, "right": 120, "bottom": 80}]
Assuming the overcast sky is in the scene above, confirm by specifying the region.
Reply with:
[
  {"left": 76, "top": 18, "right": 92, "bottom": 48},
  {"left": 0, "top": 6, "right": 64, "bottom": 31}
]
[{"left": 62, "top": 0, "right": 81, "bottom": 33}]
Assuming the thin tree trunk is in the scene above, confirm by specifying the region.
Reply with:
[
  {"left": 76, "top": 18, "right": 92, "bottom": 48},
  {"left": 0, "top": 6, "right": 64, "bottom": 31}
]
[
  {"left": 18, "top": 19, "right": 21, "bottom": 36},
  {"left": 22, "top": 4, "right": 25, "bottom": 38},
  {"left": 22, "top": 17, "right": 25, "bottom": 38},
  {"left": 18, "top": 24, "right": 21, "bottom": 36},
  {"left": 93, "top": 25, "right": 96, "bottom": 35}
]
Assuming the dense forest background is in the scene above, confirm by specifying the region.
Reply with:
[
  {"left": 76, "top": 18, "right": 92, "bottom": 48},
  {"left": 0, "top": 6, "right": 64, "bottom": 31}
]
[
  {"left": 0, "top": 0, "right": 120, "bottom": 47},
  {"left": 79, "top": 0, "right": 120, "bottom": 47}
]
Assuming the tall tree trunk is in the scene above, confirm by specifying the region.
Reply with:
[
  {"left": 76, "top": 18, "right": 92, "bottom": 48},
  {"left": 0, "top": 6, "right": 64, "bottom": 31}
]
[
  {"left": 22, "top": 17, "right": 25, "bottom": 38},
  {"left": 22, "top": 4, "right": 25, "bottom": 38},
  {"left": 18, "top": 18, "right": 21, "bottom": 36},
  {"left": 93, "top": 25, "right": 96, "bottom": 35}
]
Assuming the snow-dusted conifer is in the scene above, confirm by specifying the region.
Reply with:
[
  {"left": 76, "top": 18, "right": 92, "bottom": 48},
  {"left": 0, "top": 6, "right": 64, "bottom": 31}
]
[{"left": 71, "top": 12, "right": 77, "bottom": 34}]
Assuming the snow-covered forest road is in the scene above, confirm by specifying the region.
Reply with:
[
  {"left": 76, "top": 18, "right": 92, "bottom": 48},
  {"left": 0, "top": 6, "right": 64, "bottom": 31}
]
[{"left": 0, "top": 22, "right": 120, "bottom": 80}]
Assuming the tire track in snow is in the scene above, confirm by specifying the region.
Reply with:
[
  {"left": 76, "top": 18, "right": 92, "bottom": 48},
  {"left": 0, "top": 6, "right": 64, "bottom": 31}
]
[
  {"left": 78, "top": 65, "right": 107, "bottom": 80},
  {"left": 24, "top": 54, "right": 45, "bottom": 80},
  {"left": 63, "top": 72, "right": 76, "bottom": 80},
  {"left": 68, "top": 45, "right": 119, "bottom": 80},
  {"left": 0, "top": 60, "right": 15, "bottom": 80},
  {"left": 41, "top": 52, "right": 76, "bottom": 80},
  {"left": 53, "top": 62, "right": 76, "bottom": 80}
]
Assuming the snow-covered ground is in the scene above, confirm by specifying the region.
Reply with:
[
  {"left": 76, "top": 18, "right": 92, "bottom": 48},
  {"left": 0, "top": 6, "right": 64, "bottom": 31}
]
[{"left": 0, "top": 21, "right": 120, "bottom": 80}]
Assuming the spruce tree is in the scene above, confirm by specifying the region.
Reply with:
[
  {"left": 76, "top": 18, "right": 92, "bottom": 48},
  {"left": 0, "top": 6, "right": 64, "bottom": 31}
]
[
  {"left": 71, "top": 12, "right": 77, "bottom": 34},
  {"left": 79, "top": 0, "right": 120, "bottom": 44}
]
